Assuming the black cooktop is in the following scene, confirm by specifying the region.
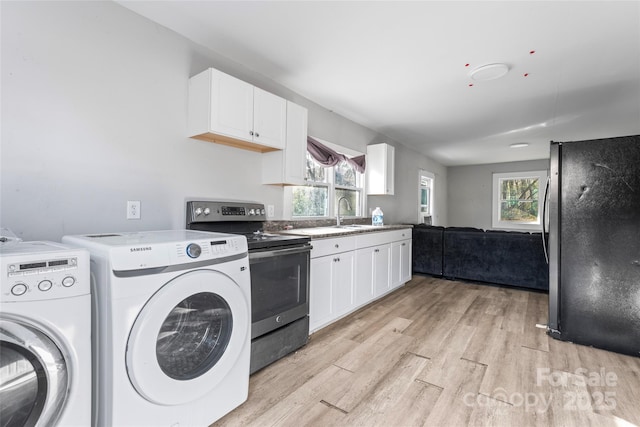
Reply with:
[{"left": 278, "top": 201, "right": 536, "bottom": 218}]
[{"left": 187, "top": 224, "right": 309, "bottom": 251}]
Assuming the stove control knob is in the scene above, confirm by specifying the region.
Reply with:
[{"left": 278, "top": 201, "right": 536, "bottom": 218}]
[
  {"left": 203, "top": 208, "right": 211, "bottom": 216},
  {"left": 261, "top": 209, "right": 266, "bottom": 215},
  {"left": 194, "top": 208, "right": 203, "bottom": 216},
  {"left": 186, "top": 243, "right": 202, "bottom": 259},
  {"left": 248, "top": 209, "right": 255, "bottom": 216}
]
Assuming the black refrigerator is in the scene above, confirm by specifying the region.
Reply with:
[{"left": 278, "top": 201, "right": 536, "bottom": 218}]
[{"left": 547, "top": 135, "right": 640, "bottom": 357}]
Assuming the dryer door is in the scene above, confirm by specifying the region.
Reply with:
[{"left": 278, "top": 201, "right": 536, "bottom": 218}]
[
  {"left": 126, "top": 269, "right": 249, "bottom": 405},
  {"left": 0, "top": 319, "right": 68, "bottom": 427}
]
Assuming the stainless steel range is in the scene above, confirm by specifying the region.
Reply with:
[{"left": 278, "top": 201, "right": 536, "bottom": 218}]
[{"left": 186, "top": 200, "right": 311, "bottom": 374}]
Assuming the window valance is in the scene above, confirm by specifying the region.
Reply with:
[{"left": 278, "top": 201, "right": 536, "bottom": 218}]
[{"left": 307, "top": 136, "right": 366, "bottom": 173}]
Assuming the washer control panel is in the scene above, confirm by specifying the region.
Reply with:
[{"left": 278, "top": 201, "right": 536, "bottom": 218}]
[{"left": 1, "top": 243, "right": 90, "bottom": 302}]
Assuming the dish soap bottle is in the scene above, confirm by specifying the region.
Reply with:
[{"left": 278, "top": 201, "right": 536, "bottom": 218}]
[{"left": 372, "top": 207, "right": 384, "bottom": 227}]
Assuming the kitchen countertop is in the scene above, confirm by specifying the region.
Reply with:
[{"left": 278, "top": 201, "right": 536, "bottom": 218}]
[{"left": 276, "top": 224, "right": 412, "bottom": 239}]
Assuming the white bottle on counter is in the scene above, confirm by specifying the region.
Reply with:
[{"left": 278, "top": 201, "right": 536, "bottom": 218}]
[{"left": 372, "top": 207, "right": 384, "bottom": 227}]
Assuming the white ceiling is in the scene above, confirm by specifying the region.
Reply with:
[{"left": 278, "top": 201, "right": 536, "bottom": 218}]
[{"left": 119, "top": 1, "right": 640, "bottom": 166}]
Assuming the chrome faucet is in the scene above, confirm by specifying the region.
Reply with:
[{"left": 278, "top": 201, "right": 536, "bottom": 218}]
[{"left": 337, "top": 196, "right": 352, "bottom": 226}]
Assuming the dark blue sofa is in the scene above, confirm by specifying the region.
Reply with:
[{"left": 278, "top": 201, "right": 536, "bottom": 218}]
[{"left": 412, "top": 225, "right": 549, "bottom": 291}]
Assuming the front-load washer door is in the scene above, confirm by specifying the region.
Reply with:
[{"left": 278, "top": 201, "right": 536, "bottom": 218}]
[
  {"left": 126, "top": 269, "right": 249, "bottom": 406},
  {"left": 0, "top": 319, "right": 68, "bottom": 427}
]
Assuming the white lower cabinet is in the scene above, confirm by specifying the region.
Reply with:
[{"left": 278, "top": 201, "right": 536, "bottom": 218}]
[
  {"left": 309, "top": 229, "right": 411, "bottom": 333},
  {"left": 309, "top": 255, "right": 334, "bottom": 331},
  {"left": 309, "top": 236, "right": 356, "bottom": 332},
  {"left": 354, "top": 247, "right": 374, "bottom": 306},
  {"left": 356, "top": 244, "right": 391, "bottom": 300},
  {"left": 332, "top": 251, "right": 356, "bottom": 317},
  {"left": 391, "top": 239, "right": 412, "bottom": 289},
  {"left": 400, "top": 239, "right": 412, "bottom": 284}
]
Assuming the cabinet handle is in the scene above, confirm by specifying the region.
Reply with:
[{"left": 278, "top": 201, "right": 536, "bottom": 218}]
[
  {"left": 337, "top": 257, "right": 340, "bottom": 262},
  {"left": 374, "top": 249, "right": 379, "bottom": 253},
  {"left": 255, "top": 132, "right": 260, "bottom": 137},
  {"left": 401, "top": 243, "right": 406, "bottom": 246},
  {"left": 335, "top": 244, "right": 339, "bottom": 248},
  {"left": 249, "top": 130, "right": 254, "bottom": 136}
]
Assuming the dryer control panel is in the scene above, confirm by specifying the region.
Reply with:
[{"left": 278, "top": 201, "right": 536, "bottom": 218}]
[{"left": 0, "top": 242, "right": 90, "bottom": 302}]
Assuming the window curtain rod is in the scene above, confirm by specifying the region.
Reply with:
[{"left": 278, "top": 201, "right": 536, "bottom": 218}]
[{"left": 307, "top": 136, "right": 366, "bottom": 173}]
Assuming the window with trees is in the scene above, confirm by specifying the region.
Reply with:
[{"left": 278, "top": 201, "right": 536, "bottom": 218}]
[
  {"left": 492, "top": 170, "right": 547, "bottom": 231},
  {"left": 291, "top": 151, "right": 364, "bottom": 218}
]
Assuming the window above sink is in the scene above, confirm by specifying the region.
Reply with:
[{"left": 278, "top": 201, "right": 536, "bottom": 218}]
[{"left": 286, "top": 138, "right": 366, "bottom": 220}]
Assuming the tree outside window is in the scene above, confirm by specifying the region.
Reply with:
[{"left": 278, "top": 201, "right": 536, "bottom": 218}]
[
  {"left": 492, "top": 170, "right": 547, "bottom": 231},
  {"left": 292, "top": 151, "right": 364, "bottom": 218}
]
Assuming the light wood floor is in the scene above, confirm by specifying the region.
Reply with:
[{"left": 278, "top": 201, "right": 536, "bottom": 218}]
[{"left": 214, "top": 275, "right": 640, "bottom": 427}]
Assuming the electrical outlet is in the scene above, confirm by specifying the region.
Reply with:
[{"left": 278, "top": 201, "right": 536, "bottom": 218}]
[
  {"left": 267, "top": 205, "right": 275, "bottom": 218},
  {"left": 127, "top": 201, "right": 141, "bottom": 220}
]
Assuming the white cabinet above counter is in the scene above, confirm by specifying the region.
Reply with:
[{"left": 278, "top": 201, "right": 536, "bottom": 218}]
[
  {"left": 188, "top": 67, "right": 309, "bottom": 184},
  {"left": 188, "top": 67, "right": 287, "bottom": 152}
]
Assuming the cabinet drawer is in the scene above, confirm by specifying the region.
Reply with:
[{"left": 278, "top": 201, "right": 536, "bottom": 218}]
[
  {"left": 355, "top": 228, "right": 412, "bottom": 249},
  {"left": 387, "top": 228, "right": 412, "bottom": 242},
  {"left": 310, "top": 236, "right": 356, "bottom": 258}
]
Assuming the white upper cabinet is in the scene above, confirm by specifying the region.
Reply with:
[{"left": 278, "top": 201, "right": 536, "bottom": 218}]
[
  {"left": 253, "top": 87, "right": 286, "bottom": 149},
  {"left": 366, "top": 143, "right": 395, "bottom": 195},
  {"left": 262, "top": 101, "right": 308, "bottom": 185},
  {"left": 188, "top": 68, "right": 286, "bottom": 152}
]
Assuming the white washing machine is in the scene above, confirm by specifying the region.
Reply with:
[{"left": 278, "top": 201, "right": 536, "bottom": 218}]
[
  {"left": 63, "top": 230, "right": 251, "bottom": 427},
  {"left": 0, "top": 241, "right": 91, "bottom": 427}
]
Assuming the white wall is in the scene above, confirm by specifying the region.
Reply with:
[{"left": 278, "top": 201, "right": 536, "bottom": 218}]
[
  {"left": 368, "top": 143, "right": 447, "bottom": 226},
  {"left": 447, "top": 159, "right": 549, "bottom": 229},
  {"left": 1, "top": 1, "right": 445, "bottom": 241}
]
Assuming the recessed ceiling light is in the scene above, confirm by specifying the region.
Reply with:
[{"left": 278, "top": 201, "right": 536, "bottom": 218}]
[
  {"left": 510, "top": 142, "right": 530, "bottom": 148},
  {"left": 469, "top": 63, "right": 510, "bottom": 81}
]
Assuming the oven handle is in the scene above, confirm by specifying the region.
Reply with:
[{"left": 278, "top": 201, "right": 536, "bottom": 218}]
[{"left": 249, "top": 243, "right": 312, "bottom": 260}]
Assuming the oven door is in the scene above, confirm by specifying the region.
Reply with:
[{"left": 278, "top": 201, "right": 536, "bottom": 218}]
[{"left": 249, "top": 244, "right": 311, "bottom": 338}]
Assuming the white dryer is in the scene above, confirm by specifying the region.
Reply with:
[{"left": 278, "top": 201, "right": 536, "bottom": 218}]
[
  {"left": 0, "top": 241, "right": 91, "bottom": 427},
  {"left": 63, "top": 230, "right": 251, "bottom": 427}
]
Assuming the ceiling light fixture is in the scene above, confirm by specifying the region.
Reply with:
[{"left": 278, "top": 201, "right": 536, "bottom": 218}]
[
  {"left": 469, "top": 63, "right": 510, "bottom": 81},
  {"left": 510, "top": 142, "right": 530, "bottom": 148}
]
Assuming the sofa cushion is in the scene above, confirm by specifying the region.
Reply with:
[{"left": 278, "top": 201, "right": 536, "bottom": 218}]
[
  {"left": 443, "top": 228, "right": 548, "bottom": 290},
  {"left": 412, "top": 225, "right": 444, "bottom": 276}
]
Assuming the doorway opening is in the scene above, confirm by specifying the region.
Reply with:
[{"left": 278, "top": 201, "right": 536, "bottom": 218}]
[{"left": 418, "top": 170, "right": 434, "bottom": 224}]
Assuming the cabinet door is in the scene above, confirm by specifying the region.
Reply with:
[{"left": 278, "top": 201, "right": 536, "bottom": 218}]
[
  {"left": 283, "top": 101, "right": 307, "bottom": 183},
  {"left": 253, "top": 87, "right": 286, "bottom": 149},
  {"left": 261, "top": 101, "right": 307, "bottom": 185},
  {"left": 400, "top": 239, "right": 412, "bottom": 284},
  {"left": 354, "top": 246, "right": 375, "bottom": 306},
  {"left": 310, "top": 256, "right": 333, "bottom": 331},
  {"left": 390, "top": 241, "right": 402, "bottom": 289},
  {"left": 333, "top": 251, "right": 355, "bottom": 317},
  {"left": 373, "top": 244, "right": 391, "bottom": 296},
  {"left": 366, "top": 143, "right": 395, "bottom": 195},
  {"left": 210, "top": 69, "right": 254, "bottom": 141}
]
